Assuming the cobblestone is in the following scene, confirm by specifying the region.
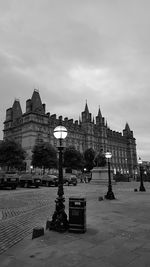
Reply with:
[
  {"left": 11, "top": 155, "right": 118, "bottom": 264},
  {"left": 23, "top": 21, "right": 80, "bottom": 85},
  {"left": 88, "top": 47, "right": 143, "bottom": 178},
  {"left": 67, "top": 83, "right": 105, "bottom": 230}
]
[
  {"left": 0, "top": 187, "right": 57, "bottom": 254},
  {"left": 0, "top": 199, "right": 52, "bottom": 220},
  {"left": 1, "top": 182, "right": 150, "bottom": 267}
]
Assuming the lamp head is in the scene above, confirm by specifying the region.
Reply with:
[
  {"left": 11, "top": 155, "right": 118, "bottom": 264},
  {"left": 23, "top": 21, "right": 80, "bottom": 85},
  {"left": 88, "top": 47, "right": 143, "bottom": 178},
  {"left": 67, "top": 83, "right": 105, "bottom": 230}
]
[
  {"left": 105, "top": 151, "right": 112, "bottom": 159},
  {"left": 53, "top": 125, "right": 67, "bottom": 139},
  {"left": 138, "top": 157, "right": 142, "bottom": 165}
]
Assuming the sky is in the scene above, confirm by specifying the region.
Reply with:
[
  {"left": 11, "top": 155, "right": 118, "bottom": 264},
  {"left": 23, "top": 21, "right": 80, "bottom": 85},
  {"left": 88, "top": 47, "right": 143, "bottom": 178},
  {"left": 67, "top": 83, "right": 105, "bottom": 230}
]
[{"left": 0, "top": 0, "right": 150, "bottom": 161}]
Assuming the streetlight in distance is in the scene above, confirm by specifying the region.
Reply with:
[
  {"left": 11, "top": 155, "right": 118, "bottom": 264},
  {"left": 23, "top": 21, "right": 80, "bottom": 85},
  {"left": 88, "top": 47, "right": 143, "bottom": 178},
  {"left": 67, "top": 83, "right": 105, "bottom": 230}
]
[
  {"left": 49, "top": 125, "right": 68, "bottom": 232},
  {"left": 138, "top": 157, "right": 146, "bottom": 192},
  {"left": 30, "top": 165, "right": 33, "bottom": 174},
  {"left": 105, "top": 151, "right": 115, "bottom": 200}
]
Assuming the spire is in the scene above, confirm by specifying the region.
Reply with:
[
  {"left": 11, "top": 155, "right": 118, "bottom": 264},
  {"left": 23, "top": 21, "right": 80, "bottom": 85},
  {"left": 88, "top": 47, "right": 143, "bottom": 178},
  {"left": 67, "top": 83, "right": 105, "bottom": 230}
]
[
  {"left": 98, "top": 105, "right": 102, "bottom": 117},
  {"left": 123, "top": 122, "right": 133, "bottom": 138},
  {"left": 96, "top": 105, "right": 103, "bottom": 125},
  {"left": 31, "top": 89, "right": 45, "bottom": 114},
  {"left": 81, "top": 101, "right": 91, "bottom": 123},
  {"left": 12, "top": 99, "right": 22, "bottom": 121},
  {"left": 84, "top": 100, "right": 89, "bottom": 114},
  {"left": 125, "top": 122, "right": 131, "bottom": 132}
]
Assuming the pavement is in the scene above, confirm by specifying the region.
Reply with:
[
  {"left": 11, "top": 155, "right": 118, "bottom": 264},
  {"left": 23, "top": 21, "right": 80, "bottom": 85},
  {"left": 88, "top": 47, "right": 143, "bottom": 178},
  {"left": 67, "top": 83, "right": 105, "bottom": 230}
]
[{"left": 1, "top": 181, "right": 150, "bottom": 267}]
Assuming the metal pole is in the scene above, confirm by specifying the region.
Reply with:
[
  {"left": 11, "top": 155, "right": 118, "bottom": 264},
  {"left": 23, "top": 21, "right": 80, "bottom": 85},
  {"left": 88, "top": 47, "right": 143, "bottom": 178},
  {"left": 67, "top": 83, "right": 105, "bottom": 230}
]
[
  {"left": 57, "top": 144, "right": 64, "bottom": 199},
  {"left": 139, "top": 165, "right": 146, "bottom": 192},
  {"left": 105, "top": 158, "right": 115, "bottom": 200},
  {"left": 108, "top": 160, "right": 112, "bottom": 192},
  {"left": 48, "top": 139, "right": 68, "bottom": 232}
]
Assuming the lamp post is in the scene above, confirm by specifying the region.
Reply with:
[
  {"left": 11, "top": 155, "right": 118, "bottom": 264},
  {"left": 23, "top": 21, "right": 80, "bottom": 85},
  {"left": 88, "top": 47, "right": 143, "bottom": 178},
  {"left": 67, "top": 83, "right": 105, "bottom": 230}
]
[
  {"left": 105, "top": 151, "right": 115, "bottom": 200},
  {"left": 49, "top": 125, "right": 68, "bottom": 232},
  {"left": 30, "top": 165, "right": 33, "bottom": 174},
  {"left": 138, "top": 157, "right": 146, "bottom": 192},
  {"left": 127, "top": 170, "right": 129, "bottom": 182}
]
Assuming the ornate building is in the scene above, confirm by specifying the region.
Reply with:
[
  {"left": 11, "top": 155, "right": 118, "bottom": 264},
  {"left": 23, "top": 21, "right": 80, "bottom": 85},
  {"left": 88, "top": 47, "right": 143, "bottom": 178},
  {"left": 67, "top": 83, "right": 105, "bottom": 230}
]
[{"left": 3, "top": 89, "right": 137, "bottom": 176}]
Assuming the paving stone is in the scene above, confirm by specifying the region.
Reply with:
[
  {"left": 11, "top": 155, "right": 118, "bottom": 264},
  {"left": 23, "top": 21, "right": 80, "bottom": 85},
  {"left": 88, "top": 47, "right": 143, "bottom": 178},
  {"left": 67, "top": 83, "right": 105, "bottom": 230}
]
[{"left": 0, "top": 182, "right": 150, "bottom": 266}]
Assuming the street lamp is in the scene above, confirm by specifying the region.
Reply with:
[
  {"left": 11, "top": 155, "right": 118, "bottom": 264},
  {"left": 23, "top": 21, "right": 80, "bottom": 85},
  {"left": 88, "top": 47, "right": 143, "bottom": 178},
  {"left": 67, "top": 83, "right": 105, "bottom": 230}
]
[
  {"left": 30, "top": 165, "right": 33, "bottom": 174},
  {"left": 49, "top": 125, "right": 68, "bottom": 232},
  {"left": 138, "top": 157, "right": 146, "bottom": 192},
  {"left": 105, "top": 151, "right": 115, "bottom": 200}
]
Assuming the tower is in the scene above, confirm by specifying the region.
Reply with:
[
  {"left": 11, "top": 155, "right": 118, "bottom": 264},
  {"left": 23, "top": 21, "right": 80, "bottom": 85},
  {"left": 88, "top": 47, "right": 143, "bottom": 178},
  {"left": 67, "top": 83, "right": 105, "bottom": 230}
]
[
  {"left": 26, "top": 89, "right": 45, "bottom": 114},
  {"left": 12, "top": 99, "right": 22, "bottom": 121},
  {"left": 3, "top": 89, "right": 49, "bottom": 170},
  {"left": 81, "top": 101, "right": 94, "bottom": 150},
  {"left": 123, "top": 123, "right": 137, "bottom": 176},
  {"left": 95, "top": 106, "right": 107, "bottom": 152}
]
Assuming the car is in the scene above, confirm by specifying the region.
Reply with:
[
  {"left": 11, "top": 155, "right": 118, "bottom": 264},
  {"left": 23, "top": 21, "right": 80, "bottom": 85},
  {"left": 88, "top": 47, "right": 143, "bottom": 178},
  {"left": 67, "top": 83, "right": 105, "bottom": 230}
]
[
  {"left": 19, "top": 173, "right": 41, "bottom": 188},
  {"left": 0, "top": 171, "right": 19, "bottom": 189},
  {"left": 41, "top": 174, "right": 58, "bottom": 187},
  {"left": 63, "top": 174, "right": 77, "bottom": 186}
]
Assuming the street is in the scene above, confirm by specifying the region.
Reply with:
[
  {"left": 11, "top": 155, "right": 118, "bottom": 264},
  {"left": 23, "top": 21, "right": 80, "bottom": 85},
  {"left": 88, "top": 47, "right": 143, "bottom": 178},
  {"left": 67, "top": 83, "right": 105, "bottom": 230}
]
[
  {"left": 0, "top": 183, "right": 93, "bottom": 254},
  {"left": 1, "top": 181, "right": 150, "bottom": 267},
  {"left": 1, "top": 181, "right": 150, "bottom": 262},
  {"left": 0, "top": 181, "right": 102, "bottom": 254},
  {"left": 0, "top": 186, "right": 60, "bottom": 254}
]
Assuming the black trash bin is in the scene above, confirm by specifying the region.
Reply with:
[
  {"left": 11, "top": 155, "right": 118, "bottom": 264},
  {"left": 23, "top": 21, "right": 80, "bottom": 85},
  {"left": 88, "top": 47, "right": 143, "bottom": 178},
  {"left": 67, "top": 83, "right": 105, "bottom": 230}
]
[{"left": 69, "top": 197, "right": 86, "bottom": 233}]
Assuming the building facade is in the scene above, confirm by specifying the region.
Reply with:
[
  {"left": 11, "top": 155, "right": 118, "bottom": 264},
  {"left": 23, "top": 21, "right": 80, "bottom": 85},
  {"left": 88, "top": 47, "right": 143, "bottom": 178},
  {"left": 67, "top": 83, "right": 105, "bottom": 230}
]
[{"left": 3, "top": 90, "right": 138, "bottom": 176}]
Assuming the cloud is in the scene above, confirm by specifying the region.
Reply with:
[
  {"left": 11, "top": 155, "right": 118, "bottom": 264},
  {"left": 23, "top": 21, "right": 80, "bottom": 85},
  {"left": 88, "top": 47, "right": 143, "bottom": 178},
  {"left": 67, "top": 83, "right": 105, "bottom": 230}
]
[{"left": 0, "top": 0, "right": 150, "bottom": 160}]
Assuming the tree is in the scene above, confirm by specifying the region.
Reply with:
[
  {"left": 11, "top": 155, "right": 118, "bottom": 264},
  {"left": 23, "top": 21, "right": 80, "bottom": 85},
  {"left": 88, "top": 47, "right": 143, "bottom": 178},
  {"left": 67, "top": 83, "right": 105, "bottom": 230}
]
[
  {"left": 31, "top": 142, "right": 57, "bottom": 171},
  {"left": 0, "top": 139, "right": 26, "bottom": 170},
  {"left": 84, "top": 148, "right": 95, "bottom": 171},
  {"left": 63, "top": 146, "right": 84, "bottom": 171}
]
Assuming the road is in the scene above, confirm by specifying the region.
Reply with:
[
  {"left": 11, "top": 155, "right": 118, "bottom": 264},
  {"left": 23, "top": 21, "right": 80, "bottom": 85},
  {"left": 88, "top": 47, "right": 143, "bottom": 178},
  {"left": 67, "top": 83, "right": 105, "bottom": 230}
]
[
  {"left": 0, "top": 183, "right": 90, "bottom": 255},
  {"left": 1, "top": 181, "right": 142, "bottom": 255},
  {"left": 1, "top": 182, "right": 150, "bottom": 267},
  {"left": 0, "top": 186, "right": 61, "bottom": 254},
  {"left": 0, "top": 182, "right": 100, "bottom": 255}
]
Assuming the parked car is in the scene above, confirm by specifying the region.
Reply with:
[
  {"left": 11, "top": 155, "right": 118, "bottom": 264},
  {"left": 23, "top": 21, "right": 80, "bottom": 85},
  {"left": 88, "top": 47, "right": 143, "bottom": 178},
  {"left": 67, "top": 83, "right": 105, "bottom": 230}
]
[
  {"left": 19, "top": 173, "right": 41, "bottom": 188},
  {"left": 63, "top": 174, "right": 77, "bottom": 186},
  {"left": 41, "top": 174, "right": 58, "bottom": 187},
  {"left": 0, "top": 171, "right": 19, "bottom": 189}
]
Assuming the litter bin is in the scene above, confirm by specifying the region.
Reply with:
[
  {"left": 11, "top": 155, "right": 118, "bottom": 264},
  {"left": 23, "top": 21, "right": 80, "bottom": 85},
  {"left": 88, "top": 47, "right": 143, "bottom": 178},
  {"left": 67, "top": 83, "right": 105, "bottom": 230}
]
[{"left": 69, "top": 197, "right": 86, "bottom": 233}]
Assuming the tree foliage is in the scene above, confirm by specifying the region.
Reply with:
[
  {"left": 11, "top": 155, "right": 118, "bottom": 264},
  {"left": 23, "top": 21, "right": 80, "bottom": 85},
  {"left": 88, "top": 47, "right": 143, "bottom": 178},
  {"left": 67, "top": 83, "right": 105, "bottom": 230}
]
[
  {"left": 0, "top": 139, "right": 26, "bottom": 170},
  {"left": 31, "top": 142, "right": 57, "bottom": 170},
  {"left": 83, "top": 148, "right": 95, "bottom": 171},
  {"left": 63, "top": 146, "right": 84, "bottom": 170}
]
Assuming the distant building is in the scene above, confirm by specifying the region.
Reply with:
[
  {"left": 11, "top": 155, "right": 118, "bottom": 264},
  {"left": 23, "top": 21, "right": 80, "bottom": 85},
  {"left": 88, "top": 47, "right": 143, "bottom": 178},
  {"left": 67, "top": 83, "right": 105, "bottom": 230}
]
[{"left": 3, "top": 89, "right": 137, "bottom": 175}]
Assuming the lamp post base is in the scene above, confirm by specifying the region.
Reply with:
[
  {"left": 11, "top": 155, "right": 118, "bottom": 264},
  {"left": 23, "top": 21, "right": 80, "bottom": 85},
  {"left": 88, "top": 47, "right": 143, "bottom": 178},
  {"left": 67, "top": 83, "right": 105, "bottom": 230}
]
[
  {"left": 48, "top": 197, "right": 69, "bottom": 232},
  {"left": 105, "top": 190, "right": 115, "bottom": 200},
  {"left": 139, "top": 185, "right": 146, "bottom": 192}
]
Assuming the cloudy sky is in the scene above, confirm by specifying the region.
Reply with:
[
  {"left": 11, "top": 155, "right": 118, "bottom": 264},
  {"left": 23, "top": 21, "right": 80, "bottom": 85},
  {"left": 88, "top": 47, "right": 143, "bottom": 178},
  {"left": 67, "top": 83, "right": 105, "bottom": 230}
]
[{"left": 0, "top": 0, "right": 150, "bottom": 160}]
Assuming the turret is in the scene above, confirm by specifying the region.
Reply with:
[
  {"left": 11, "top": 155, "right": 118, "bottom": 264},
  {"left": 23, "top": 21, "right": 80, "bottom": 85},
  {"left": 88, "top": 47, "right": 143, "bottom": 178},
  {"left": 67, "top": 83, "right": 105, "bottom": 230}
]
[
  {"left": 81, "top": 101, "right": 92, "bottom": 123},
  {"left": 123, "top": 122, "right": 137, "bottom": 175},
  {"left": 31, "top": 89, "right": 45, "bottom": 114},
  {"left": 96, "top": 106, "right": 103, "bottom": 125},
  {"left": 123, "top": 123, "right": 133, "bottom": 138},
  {"left": 12, "top": 99, "right": 22, "bottom": 121}
]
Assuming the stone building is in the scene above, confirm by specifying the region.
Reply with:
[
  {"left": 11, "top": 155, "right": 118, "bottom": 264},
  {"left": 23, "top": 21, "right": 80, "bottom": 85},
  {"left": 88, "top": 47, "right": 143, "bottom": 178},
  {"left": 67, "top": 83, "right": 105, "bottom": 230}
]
[{"left": 3, "top": 89, "right": 137, "bottom": 176}]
